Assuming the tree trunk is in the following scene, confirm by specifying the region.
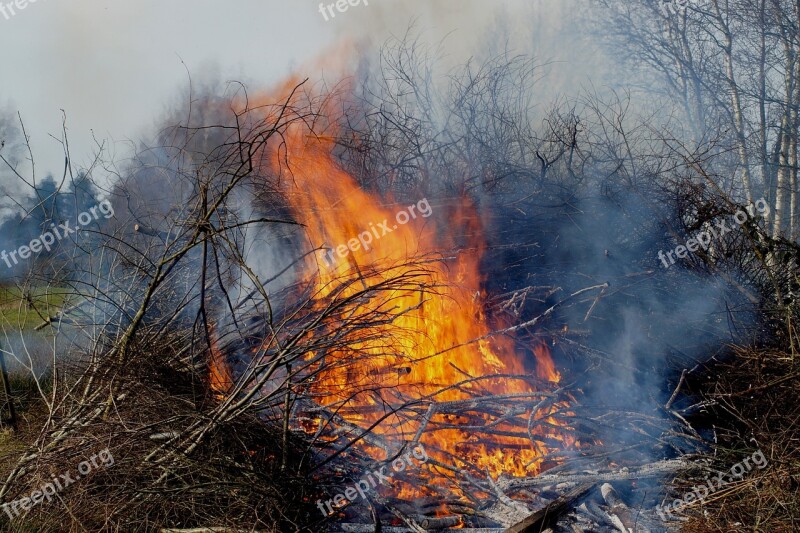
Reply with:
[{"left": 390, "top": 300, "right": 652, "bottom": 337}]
[
  {"left": 715, "top": 3, "right": 753, "bottom": 204},
  {"left": 774, "top": 41, "right": 796, "bottom": 238}
]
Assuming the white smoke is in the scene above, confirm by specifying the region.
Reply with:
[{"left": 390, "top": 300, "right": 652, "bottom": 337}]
[{"left": 341, "top": 0, "right": 611, "bottom": 100}]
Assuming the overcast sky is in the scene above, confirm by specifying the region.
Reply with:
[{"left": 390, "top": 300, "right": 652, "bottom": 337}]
[{"left": 0, "top": 0, "right": 605, "bottom": 206}]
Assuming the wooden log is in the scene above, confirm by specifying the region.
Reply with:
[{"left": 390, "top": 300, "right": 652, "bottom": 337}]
[
  {"left": 503, "top": 483, "right": 594, "bottom": 533},
  {"left": 419, "top": 515, "right": 462, "bottom": 529},
  {"left": 600, "top": 483, "right": 649, "bottom": 533},
  {"left": 503, "top": 459, "right": 687, "bottom": 490}
]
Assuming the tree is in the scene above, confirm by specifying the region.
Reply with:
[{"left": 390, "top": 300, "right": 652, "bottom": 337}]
[{"left": 598, "top": 0, "right": 800, "bottom": 239}]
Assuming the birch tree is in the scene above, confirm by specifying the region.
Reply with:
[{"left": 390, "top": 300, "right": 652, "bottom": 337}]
[{"left": 598, "top": 0, "right": 800, "bottom": 239}]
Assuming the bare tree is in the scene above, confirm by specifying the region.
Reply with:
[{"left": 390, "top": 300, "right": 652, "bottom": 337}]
[{"left": 597, "top": 0, "right": 800, "bottom": 240}]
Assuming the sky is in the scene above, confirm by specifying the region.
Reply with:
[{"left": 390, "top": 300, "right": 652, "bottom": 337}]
[{"left": 0, "top": 0, "right": 606, "bottom": 213}]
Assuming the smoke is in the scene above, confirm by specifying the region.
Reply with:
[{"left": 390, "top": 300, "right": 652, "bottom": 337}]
[
  {"left": 483, "top": 187, "right": 755, "bottom": 462},
  {"left": 343, "top": 0, "right": 612, "bottom": 99}
]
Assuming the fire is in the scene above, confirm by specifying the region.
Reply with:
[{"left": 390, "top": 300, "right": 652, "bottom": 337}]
[
  {"left": 200, "top": 76, "right": 576, "bottom": 511},
  {"left": 534, "top": 343, "right": 561, "bottom": 382},
  {"left": 255, "top": 116, "right": 572, "bottom": 482},
  {"left": 209, "top": 329, "right": 233, "bottom": 399}
]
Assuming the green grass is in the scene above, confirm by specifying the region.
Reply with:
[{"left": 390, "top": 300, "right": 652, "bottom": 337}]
[{"left": 0, "top": 285, "right": 68, "bottom": 331}]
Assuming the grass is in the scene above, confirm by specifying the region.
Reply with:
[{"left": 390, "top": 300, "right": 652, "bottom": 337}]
[
  {"left": 0, "top": 285, "right": 69, "bottom": 331},
  {"left": 678, "top": 345, "right": 800, "bottom": 532},
  {"left": 0, "top": 283, "right": 64, "bottom": 448},
  {"left": 0, "top": 285, "right": 64, "bottom": 522}
]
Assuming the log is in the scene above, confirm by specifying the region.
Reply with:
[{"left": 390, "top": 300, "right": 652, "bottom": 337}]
[
  {"left": 419, "top": 515, "right": 462, "bottom": 529},
  {"left": 503, "top": 483, "right": 594, "bottom": 533},
  {"left": 600, "top": 483, "right": 649, "bottom": 533},
  {"left": 503, "top": 459, "right": 687, "bottom": 490}
]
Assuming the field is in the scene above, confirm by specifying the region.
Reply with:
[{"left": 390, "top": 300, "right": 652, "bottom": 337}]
[
  {"left": 0, "top": 284, "right": 64, "bottom": 467},
  {"left": 0, "top": 284, "right": 68, "bottom": 331}
]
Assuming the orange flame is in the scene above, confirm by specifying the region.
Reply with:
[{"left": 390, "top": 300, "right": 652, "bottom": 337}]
[
  {"left": 197, "top": 74, "right": 576, "bottom": 511},
  {"left": 209, "top": 332, "right": 233, "bottom": 399},
  {"left": 255, "top": 118, "right": 570, "bottom": 481}
]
